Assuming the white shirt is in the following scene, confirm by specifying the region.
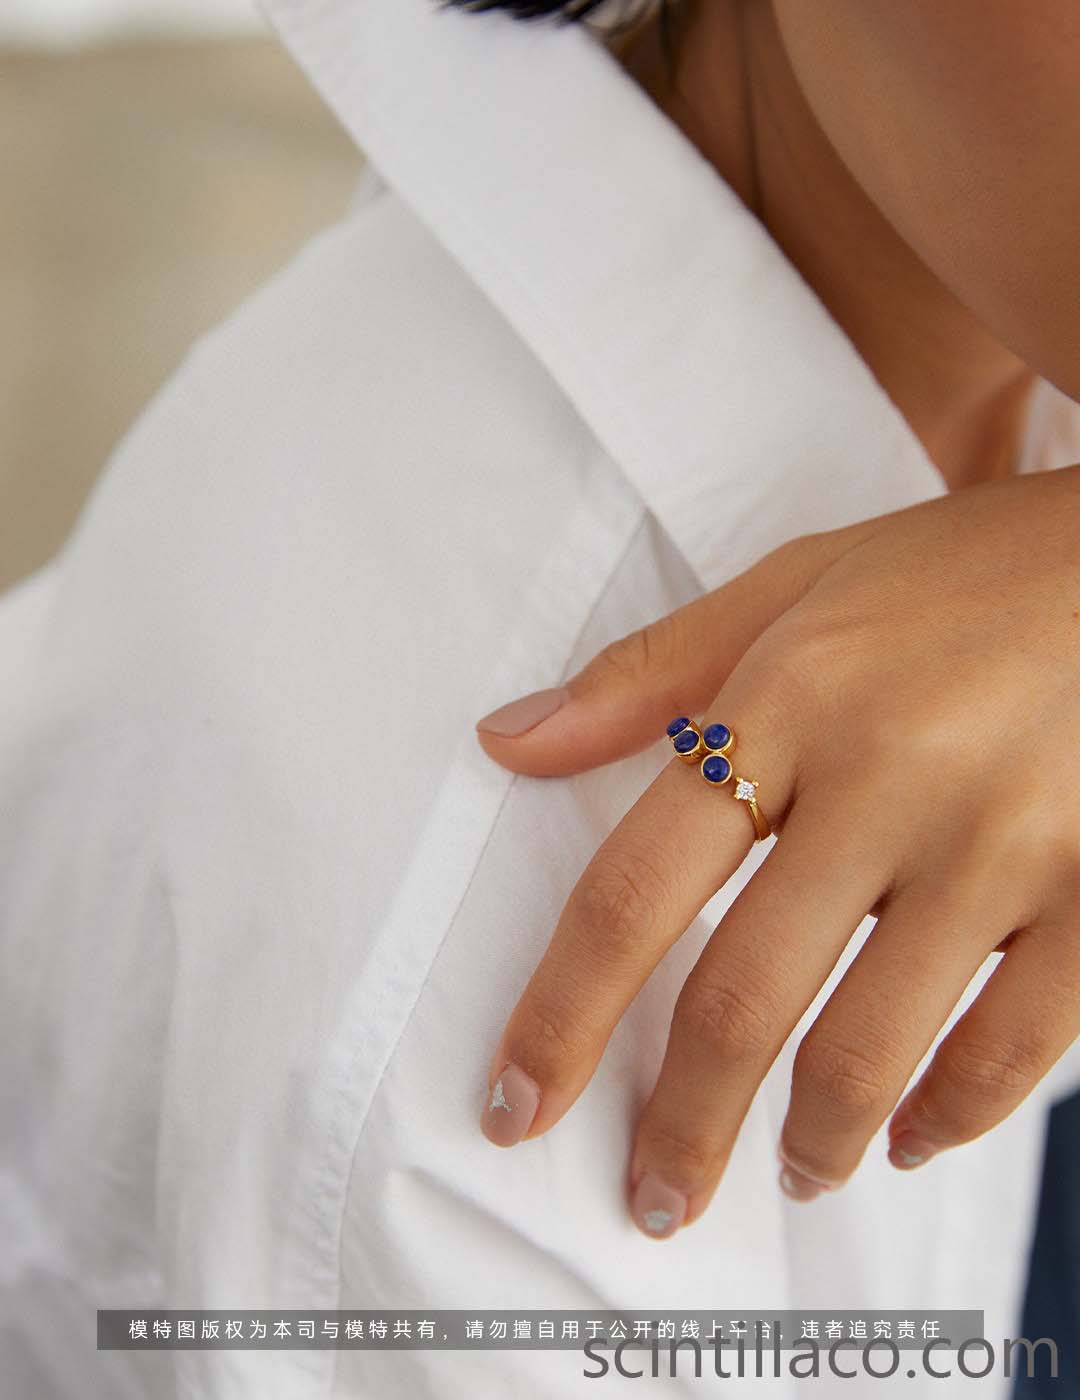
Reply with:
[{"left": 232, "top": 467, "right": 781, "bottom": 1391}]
[{"left": 3, "top": 1, "right": 1080, "bottom": 1396}]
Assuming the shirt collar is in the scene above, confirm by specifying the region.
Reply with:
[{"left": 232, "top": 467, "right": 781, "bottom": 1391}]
[{"left": 260, "top": 0, "right": 959, "bottom": 589}]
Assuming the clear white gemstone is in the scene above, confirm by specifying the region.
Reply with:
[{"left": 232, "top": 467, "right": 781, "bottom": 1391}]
[{"left": 734, "top": 779, "right": 756, "bottom": 801}]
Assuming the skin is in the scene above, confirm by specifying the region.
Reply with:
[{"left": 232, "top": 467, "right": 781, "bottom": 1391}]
[
  {"left": 620, "top": 0, "right": 1080, "bottom": 490},
  {"left": 474, "top": 0, "right": 1080, "bottom": 1235}
]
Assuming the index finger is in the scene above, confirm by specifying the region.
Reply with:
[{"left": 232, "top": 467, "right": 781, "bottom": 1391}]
[{"left": 479, "top": 713, "right": 796, "bottom": 1147}]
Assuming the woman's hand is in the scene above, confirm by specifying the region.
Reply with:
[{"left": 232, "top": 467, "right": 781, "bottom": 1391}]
[{"left": 473, "top": 464, "right": 1080, "bottom": 1238}]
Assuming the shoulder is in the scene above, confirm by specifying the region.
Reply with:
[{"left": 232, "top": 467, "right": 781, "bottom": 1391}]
[
  {"left": 0, "top": 171, "right": 601, "bottom": 718},
  {"left": 0, "top": 170, "right": 635, "bottom": 835},
  {"left": 0, "top": 160, "right": 651, "bottom": 1326},
  {"left": 0, "top": 169, "right": 632, "bottom": 856}
]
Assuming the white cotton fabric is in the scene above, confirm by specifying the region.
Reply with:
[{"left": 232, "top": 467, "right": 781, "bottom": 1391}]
[{"left": 2, "top": 1, "right": 1080, "bottom": 1396}]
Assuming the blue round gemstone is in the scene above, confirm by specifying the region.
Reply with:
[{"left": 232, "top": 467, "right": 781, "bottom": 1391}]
[
  {"left": 665, "top": 715, "right": 691, "bottom": 738},
  {"left": 702, "top": 754, "right": 732, "bottom": 784},
  {"left": 702, "top": 723, "right": 731, "bottom": 751},
  {"left": 673, "top": 728, "right": 699, "bottom": 754}
]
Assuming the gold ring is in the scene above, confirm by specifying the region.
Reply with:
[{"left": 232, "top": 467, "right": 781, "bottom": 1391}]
[{"left": 665, "top": 716, "right": 773, "bottom": 843}]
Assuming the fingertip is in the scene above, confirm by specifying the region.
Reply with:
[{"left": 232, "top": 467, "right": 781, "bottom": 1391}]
[
  {"left": 887, "top": 1123, "right": 939, "bottom": 1169},
  {"left": 778, "top": 1165, "right": 825, "bottom": 1201},
  {"left": 630, "top": 1172, "right": 688, "bottom": 1239},
  {"left": 480, "top": 1062, "right": 541, "bottom": 1147}
]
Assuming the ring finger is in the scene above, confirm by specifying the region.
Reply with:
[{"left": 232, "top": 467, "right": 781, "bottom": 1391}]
[{"left": 626, "top": 780, "right": 895, "bottom": 1236}]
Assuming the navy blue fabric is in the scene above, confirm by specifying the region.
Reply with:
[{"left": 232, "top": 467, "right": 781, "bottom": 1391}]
[{"left": 1013, "top": 1091, "right": 1080, "bottom": 1396}]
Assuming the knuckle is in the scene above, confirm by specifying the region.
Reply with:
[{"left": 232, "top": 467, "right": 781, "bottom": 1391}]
[
  {"left": 845, "top": 699, "right": 949, "bottom": 784},
  {"left": 754, "top": 532, "right": 830, "bottom": 591},
  {"left": 939, "top": 821, "right": 1011, "bottom": 892},
  {"left": 931, "top": 1031, "right": 1043, "bottom": 1104},
  {"left": 1054, "top": 816, "right": 1080, "bottom": 873},
  {"left": 924, "top": 812, "right": 1047, "bottom": 922},
  {"left": 637, "top": 1118, "right": 715, "bottom": 1186},
  {"left": 515, "top": 995, "right": 591, "bottom": 1072},
  {"left": 1055, "top": 851, "right": 1080, "bottom": 909},
  {"left": 747, "top": 607, "right": 855, "bottom": 727},
  {"left": 592, "top": 611, "right": 684, "bottom": 686},
  {"left": 853, "top": 713, "right": 918, "bottom": 775},
  {"left": 968, "top": 800, "right": 1034, "bottom": 861},
  {"left": 676, "top": 974, "right": 776, "bottom": 1063},
  {"left": 1003, "top": 802, "right": 1079, "bottom": 885},
  {"left": 573, "top": 846, "right": 669, "bottom": 962},
  {"left": 793, "top": 1033, "right": 890, "bottom": 1116}
]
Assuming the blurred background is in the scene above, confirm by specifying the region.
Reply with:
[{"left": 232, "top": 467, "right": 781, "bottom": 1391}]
[{"left": 0, "top": 0, "right": 363, "bottom": 592}]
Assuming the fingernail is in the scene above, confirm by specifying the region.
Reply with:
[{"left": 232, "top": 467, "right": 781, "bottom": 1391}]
[
  {"left": 481, "top": 1062, "right": 541, "bottom": 1147},
  {"left": 778, "top": 1165, "right": 824, "bottom": 1202},
  {"left": 630, "top": 1172, "right": 688, "bottom": 1239},
  {"left": 888, "top": 1132, "right": 936, "bottom": 1170},
  {"left": 475, "top": 685, "right": 570, "bottom": 737}
]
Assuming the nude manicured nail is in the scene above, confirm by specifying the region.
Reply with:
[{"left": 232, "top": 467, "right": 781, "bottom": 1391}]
[
  {"left": 631, "top": 1173, "right": 687, "bottom": 1239},
  {"left": 888, "top": 1132, "right": 936, "bottom": 1169},
  {"left": 481, "top": 1063, "right": 540, "bottom": 1146},
  {"left": 779, "top": 1165, "right": 824, "bottom": 1202},
  {"left": 475, "top": 686, "right": 569, "bottom": 737}
]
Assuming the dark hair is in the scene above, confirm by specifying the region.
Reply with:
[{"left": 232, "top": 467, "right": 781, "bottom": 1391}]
[
  {"left": 442, "top": 1, "right": 609, "bottom": 17},
  {"left": 443, "top": 0, "right": 678, "bottom": 77}
]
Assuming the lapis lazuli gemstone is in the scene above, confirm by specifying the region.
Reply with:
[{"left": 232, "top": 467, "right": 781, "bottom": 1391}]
[
  {"left": 702, "top": 723, "right": 731, "bottom": 751},
  {"left": 673, "top": 728, "right": 699, "bottom": 754},
  {"left": 702, "top": 754, "right": 732, "bottom": 784},
  {"left": 666, "top": 715, "right": 691, "bottom": 738}
]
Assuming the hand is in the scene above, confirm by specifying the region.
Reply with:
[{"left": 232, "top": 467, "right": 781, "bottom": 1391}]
[{"left": 473, "top": 464, "right": 1080, "bottom": 1238}]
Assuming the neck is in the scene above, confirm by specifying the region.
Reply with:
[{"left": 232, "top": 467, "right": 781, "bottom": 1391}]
[{"left": 613, "top": 0, "right": 1037, "bottom": 491}]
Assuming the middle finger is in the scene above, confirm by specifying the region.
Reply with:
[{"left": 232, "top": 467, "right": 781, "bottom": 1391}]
[{"left": 627, "top": 781, "right": 893, "bottom": 1236}]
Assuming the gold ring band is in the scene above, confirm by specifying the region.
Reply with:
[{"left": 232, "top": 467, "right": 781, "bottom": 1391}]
[{"left": 666, "top": 717, "right": 773, "bottom": 843}]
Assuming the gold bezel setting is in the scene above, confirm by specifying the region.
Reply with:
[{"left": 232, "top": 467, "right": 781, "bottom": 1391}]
[{"left": 666, "top": 716, "right": 772, "bottom": 842}]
